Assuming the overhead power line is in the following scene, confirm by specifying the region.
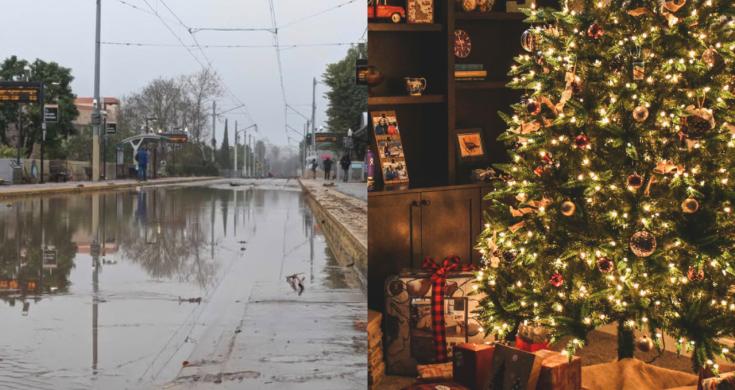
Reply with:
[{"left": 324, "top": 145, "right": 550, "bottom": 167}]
[
  {"left": 189, "top": 27, "right": 276, "bottom": 33},
  {"left": 280, "top": 0, "right": 358, "bottom": 29},
  {"left": 101, "top": 41, "right": 359, "bottom": 49}
]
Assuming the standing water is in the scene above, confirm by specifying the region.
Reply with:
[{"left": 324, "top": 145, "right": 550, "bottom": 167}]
[{"left": 0, "top": 179, "right": 362, "bottom": 389}]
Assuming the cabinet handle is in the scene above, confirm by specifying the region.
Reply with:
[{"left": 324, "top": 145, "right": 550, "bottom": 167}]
[
  {"left": 410, "top": 200, "right": 420, "bottom": 207},
  {"left": 420, "top": 199, "right": 431, "bottom": 207}
]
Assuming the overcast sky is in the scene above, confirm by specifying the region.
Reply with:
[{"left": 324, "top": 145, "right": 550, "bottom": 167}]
[{"left": 0, "top": 0, "right": 365, "bottom": 147}]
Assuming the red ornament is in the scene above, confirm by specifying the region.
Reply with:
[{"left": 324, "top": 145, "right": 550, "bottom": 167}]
[
  {"left": 541, "top": 152, "right": 553, "bottom": 165},
  {"left": 574, "top": 134, "right": 590, "bottom": 149},
  {"left": 534, "top": 166, "right": 545, "bottom": 177},
  {"left": 587, "top": 23, "right": 604, "bottom": 39},
  {"left": 549, "top": 272, "right": 564, "bottom": 287},
  {"left": 687, "top": 266, "right": 704, "bottom": 281}
]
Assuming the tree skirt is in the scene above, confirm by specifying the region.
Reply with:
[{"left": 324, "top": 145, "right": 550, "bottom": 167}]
[{"left": 582, "top": 359, "right": 697, "bottom": 390}]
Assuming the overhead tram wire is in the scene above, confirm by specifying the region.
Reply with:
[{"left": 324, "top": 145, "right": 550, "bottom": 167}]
[
  {"left": 266, "top": 0, "right": 290, "bottom": 142},
  {"left": 101, "top": 41, "right": 360, "bottom": 49},
  {"left": 156, "top": 0, "right": 256, "bottom": 126},
  {"left": 278, "top": 0, "right": 358, "bottom": 29}
]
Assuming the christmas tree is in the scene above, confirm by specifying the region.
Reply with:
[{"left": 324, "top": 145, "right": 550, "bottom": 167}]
[{"left": 476, "top": 0, "right": 735, "bottom": 372}]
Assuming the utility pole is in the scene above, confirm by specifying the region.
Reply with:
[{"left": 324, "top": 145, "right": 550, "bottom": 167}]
[
  {"left": 211, "top": 101, "right": 216, "bottom": 163},
  {"left": 311, "top": 77, "right": 317, "bottom": 160},
  {"left": 92, "top": 0, "right": 102, "bottom": 182}
]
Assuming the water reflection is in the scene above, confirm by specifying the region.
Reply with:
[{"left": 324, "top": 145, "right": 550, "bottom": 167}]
[{"left": 0, "top": 181, "right": 346, "bottom": 388}]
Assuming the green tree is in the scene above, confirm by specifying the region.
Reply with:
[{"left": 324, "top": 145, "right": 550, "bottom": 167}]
[
  {"left": 322, "top": 44, "right": 367, "bottom": 134},
  {"left": 0, "top": 56, "right": 79, "bottom": 157},
  {"left": 218, "top": 121, "right": 231, "bottom": 169},
  {"left": 476, "top": 0, "right": 735, "bottom": 372}
]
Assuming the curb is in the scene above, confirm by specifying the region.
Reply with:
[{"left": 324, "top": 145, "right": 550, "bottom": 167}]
[
  {"left": 0, "top": 177, "right": 221, "bottom": 199},
  {"left": 298, "top": 179, "right": 368, "bottom": 292}
]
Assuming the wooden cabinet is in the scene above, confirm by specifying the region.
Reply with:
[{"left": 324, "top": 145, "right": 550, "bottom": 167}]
[{"left": 368, "top": 184, "right": 484, "bottom": 310}]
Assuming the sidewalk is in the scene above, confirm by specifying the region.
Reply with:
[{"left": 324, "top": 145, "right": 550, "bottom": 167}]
[
  {"left": 299, "top": 178, "right": 367, "bottom": 288},
  {"left": 0, "top": 176, "right": 220, "bottom": 199}
]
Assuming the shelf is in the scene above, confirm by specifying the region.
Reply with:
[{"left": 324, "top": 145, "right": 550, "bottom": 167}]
[
  {"left": 368, "top": 94, "right": 446, "bottom": 107},
  {"left": 455, "top": 12, "right": 526, "bottom": 21},
  {"left": 368, "top": 23, "right": 443, "bottom": 32},
  {"left": 455, "top": 80, "right": 509, "bottom": 90}
]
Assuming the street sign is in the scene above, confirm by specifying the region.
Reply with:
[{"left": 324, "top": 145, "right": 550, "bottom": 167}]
[
  {"left": 315, "top": 133, "right": 338, "bottom": 143},
  {"left": 105, "top": 122, "right": 117, "bottom": 134},
  {"left": 44, "top": 104, "right": 59, "bottom": 123},
  {"left": 161, "top": 131, "right": 189, "bottom": 144},
  {"left": 0, "top": 81, "right": 43, "bottom": 103},
  {"left": 42, "top": 247, "right": 58, "bottom": 269}
]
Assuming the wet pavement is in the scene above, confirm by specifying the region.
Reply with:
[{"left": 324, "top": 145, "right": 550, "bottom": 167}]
[{"left": 0, "top": 178, "right": 366, "bottom": 389}]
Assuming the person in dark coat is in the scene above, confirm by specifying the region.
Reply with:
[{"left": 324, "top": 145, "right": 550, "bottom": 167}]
[
  {"left": 135, "top": 147, "right": 149, "bottom": 181},
  {"left": 340, "top": 154, "right": 351, "bottom": 182},
  {"left": 310, "top": 159, "right": 318, "bottom": 179},
  {"left": 323, "top": 157, "right": 333, "bottom": 180}
]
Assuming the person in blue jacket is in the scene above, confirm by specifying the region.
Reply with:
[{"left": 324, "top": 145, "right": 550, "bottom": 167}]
[{"left": 135, "top": 147, "right": 149, "bottom": 181}]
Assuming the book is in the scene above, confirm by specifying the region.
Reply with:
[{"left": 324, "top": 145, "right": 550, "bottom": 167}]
[
  {"left": 455, "top": 70, "right": 488, "bottom": 78},
  {"left": 455, "top": 64, "right": 484, "bottom": 71}
]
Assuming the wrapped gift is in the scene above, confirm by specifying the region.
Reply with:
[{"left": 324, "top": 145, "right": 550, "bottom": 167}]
[
  {"left": 384, "top": 258, "right": 489, "bottom": 376},
  {"left": 404, "top": 382, "right": 471, "bottom": 390},
  {"left": 453, "top": 343, "right": 495, "bottom": 389},
  {"left": 488, "top": 343, "right": 542, "bottom": 390},
  {"left": 515, "top": 323, "right": 551, "bottom": 352},
  {"left": 535, "top": 349, "right": 582, "bottom": 390}
]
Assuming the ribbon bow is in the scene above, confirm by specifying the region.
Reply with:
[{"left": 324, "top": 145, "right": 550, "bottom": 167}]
[{"left": 421, "top": 256, "right": 475, "bottom": 362}]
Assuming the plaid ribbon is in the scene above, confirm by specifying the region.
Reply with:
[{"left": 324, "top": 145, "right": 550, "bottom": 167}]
[{"left": 421, "top": 256, "right": 476, "bottom": 362}]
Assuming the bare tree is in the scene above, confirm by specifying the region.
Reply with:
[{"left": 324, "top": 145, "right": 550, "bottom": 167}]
[{"left": 183, "top": 69, "right": 224, "bottom": 143}]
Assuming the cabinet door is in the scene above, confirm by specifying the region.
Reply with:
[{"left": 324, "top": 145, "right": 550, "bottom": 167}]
[
  {"left": 368, "top": 192, "right": 421, "bottom": 310},
  {"left": 419, "top": 187, "right": 482, "bottom": 266}
]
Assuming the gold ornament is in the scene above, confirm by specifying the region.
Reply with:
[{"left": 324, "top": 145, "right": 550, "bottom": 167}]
[
  {"left": 636, "top": 336, "right": 654, "bottom": 352},
  {"left": 681, "top": 198, "right": 699, "bottom": 214},
  {"left": 702, "top": 48, "right": 718, "bottom": 67},
  {"left": 462, "top": 0, "right": 477, "bottom": 12},
  {"left": 630, "top": 231, "right": 656, "bottom": 257},
  {"left": 632, "top": 106, "right": 649, "bottom": 122},
  {"left": 627, "top": 173, "right": 644, "bottom": 190},
  {"left": 561, "top": 201, "right": 576, "bottom": 216}
]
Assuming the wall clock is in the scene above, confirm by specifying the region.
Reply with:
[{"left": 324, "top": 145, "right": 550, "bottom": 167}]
[{"left": 454, "top": 29, "right": 472, "bottom": 58}]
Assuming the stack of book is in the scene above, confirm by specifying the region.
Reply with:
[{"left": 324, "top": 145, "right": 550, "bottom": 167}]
[
  {"left": 368, "top": 310, "right": 385, "bottom": 388},
  {"left": 455, "top": 64, "right": 487, "bottom": 81}
]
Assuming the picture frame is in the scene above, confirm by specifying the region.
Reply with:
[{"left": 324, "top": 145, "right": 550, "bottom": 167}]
[
  {"left": 456, "top": 129, "right": 486, "bottom": 162},
  {"left": 407, "top": 0, "right": 434, "bottom": 24},
  {"left": 371, "top": 110, "right": 409, "bottom": 188}
]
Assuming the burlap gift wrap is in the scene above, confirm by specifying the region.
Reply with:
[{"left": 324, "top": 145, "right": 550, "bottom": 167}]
[{"left": 383, "top": 271, "right": 491, "bottom": 375}]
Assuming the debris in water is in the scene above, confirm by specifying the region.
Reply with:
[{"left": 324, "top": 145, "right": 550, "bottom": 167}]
[
  {"left": 238, "top": 240, "right": 247, "bottom": 244},
  {"left": 323, "top": 182, "right": 335, "bottom": 187},
  {"left": 178, "top": 297, "right": 202, "bottom": 304},
  {"left": 286, "top": 273, "right": 305, "bottom": 296}
]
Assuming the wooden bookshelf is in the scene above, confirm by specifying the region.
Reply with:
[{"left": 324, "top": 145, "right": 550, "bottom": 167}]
[
  {"left": 368, "top": 94, "right": 446, "bottom": 107},
  {"left": 455, "top": 11, "right": 526, "bottom": 21},
  {"left": 455, "top": 80, "right": 508, "bottom": 90},
  {"left": 368, "top": 23, "right": 443, "bottom": 32}
]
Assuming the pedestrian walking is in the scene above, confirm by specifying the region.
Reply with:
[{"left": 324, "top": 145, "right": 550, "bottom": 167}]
[
  {"left": 310, "top": 159, "right": 318, "bottom": 179},
  {"left": 340, "top": 154, "right": 351, "bottom": 182},
  {"left": 323, "top": 157, "right": 333, "bottom": 181},
  {"left": 135, "top": 147, "right": 149, "bottom": 181}
]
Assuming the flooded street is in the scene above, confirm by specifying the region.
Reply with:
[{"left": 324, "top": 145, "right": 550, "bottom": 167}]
[{"left": 0, "top": 179, "right": 363, "bottom": 389}]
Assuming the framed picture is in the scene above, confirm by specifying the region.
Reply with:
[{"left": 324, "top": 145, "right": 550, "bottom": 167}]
[
  {"left": 381, "top": 159, "right": 409, "bottom": 184},
  {"left": 456, "top": 129, "right": 486, "bottom": 161},
  {"left": 407, "top": 0, "right": 434, "bottom": 24},
  {"left": 377, "top": 139, "right": 405, "bottom": 159},
  {"left": 371, "top": 110, "right": 401, "bottom": 138}
]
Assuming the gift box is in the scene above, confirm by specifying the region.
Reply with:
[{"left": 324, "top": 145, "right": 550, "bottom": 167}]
[
  {"left": 384, "top": 264, "right": 490, "bottom": 376},
  {"left": 453, "top": 343, "right": 495, "bottom": 389},
  {"left": 488, "top": 343, "right": 542, "bottom": 390},
  {"left": 368, "top": 310, "right": 385, "bottom": 388},
  {"left": 404, "top": 382, "right": 471, "bottom": 390},
  {"left": 535, "top": 349, "right": 582, "bottom": 390}
]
